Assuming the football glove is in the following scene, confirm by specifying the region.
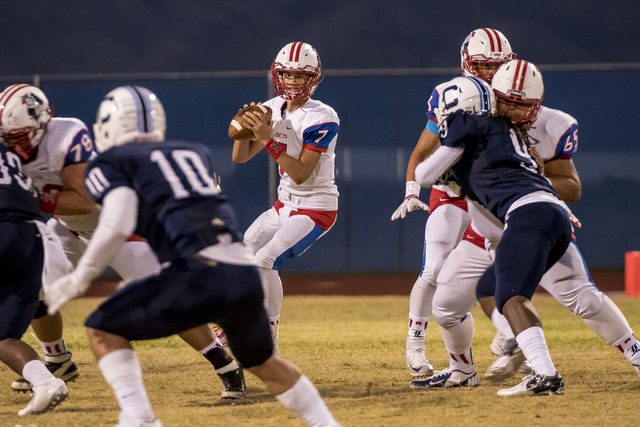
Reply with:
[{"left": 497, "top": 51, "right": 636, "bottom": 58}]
[
  {"left": 391, "top": 181, "right": 429, "bottom": 221},
  {"left": 44, "top": 273, "right": 91, "bottom": 315}
]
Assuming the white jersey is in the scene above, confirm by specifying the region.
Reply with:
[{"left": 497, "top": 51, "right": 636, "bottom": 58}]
[
  {"left": 23, "top": 117, "right": 99, "bottom": 232},
  {"left": 262, "top": 97, "right": 340, "bottom": 210},
  {"left": 528, "top": 106, "right": 579, "bottom": 161}
]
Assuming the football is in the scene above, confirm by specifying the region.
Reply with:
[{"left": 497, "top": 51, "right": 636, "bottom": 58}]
[{"left": 228, "top": 104, "right": 273, "bottom": 140}]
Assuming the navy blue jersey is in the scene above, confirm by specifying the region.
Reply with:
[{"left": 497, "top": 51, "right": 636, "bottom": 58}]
[
  {"left": 440, "top": 110, "right": 558, "bottom": 221},
  {"left": 0, "top": 144, "right": 41, "bottom": 221},
  {"left": 84, "top": 140, "right": 243, "bottom": 263}
]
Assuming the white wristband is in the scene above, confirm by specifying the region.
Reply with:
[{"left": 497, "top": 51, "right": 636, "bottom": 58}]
[{"left": 405, "top": 181, "right": 421, "bottom": 198}]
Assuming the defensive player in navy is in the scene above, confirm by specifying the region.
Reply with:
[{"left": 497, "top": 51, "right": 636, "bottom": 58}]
[
  {"left": 45, "top": 86, "right": 341, "bottom": 427},
  {"left": 233, "top": 42, "right": 340, "bottom": 352},
  {"left": 414, "top": 75, "right": 571, "bottom": 396},
  {"left": 0, "top": 141, "right": 68, "bottom": 415},
  {"left": 0, "top": 84, "right": 247, "bottom": 400},
  {"left": 391, "top": 29, "right": 516, "bottom": 378}
]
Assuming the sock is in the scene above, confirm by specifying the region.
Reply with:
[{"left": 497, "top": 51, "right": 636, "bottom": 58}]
[
  {"left": 22, "top": 359, "right": 56, "bottom": 387},
  {"left": 98, "top": 348, "right": 155, "bottom": 423},
  {"left": 40, "top": 338, "right": 67, "bottom": 357},
  {"left": 612, "top": 333, "right": 640, "bottom": 364},
  {"left": 407, "top": 315, "right": 429, "bottom": 339},
  {"left": 276, "top": 375, "right": 339, "bottom": 427},
  {"left": 516, "top": 326, "right": 556, "bottom": 376},
  {"left": 491, "top": 308, "right": 515, "bottom": 340},
  {"left": 441, "top": 313, "right": 474, "bottom": 371},
  {"left": 269, "top": 316, "right": 280, "bottom": 347},
  {"left": 203, "top": 347, "right": 239, "bottom": 374}
]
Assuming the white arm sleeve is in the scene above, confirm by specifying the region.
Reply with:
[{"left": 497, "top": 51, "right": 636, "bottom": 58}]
[
  {"left": 73, "top": 187, "right": 139, "bottom": 283},
  {"left": 414, "top": 145, "right": 464, "bottom": 187}
]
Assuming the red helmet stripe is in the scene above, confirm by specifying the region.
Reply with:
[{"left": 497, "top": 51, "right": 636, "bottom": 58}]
[
  {"left": 515, "top": 60, "right": 528, "bottom": 91},
  {"left": 489, "top": 28, "right": 503, "bottom": 52},
  {"left": 480, "top": 28, "right": 496, "bottom": 52},
  {"left": 0, "top": 84, "right": 30, "bottom": 124},
  {"left": 289, "top": 42, "right": 303, "bottom": 62}
]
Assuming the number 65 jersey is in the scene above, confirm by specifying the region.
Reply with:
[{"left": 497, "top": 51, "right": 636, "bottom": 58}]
[{"left": 84, "top": 140, "right": 247, "bottom": 263}]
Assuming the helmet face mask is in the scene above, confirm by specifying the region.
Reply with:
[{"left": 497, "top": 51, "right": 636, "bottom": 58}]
[
  {"left": 271, "top": 42, "right": 323, "bottom": 101},
  {"left": 93, "top": 85, "right": 166, "bottom": 152},
  {"left": 436, "top": 76, "right": 496, "bottom": 127},
  {"left": 460, "top": 28, "right": 516, "bottom": 82},
  {"left": 492, "top": 59, "right": 544, "bottom": 128},
  {"left": 0, "top": 84, "right": 52, "bottom": 161}
]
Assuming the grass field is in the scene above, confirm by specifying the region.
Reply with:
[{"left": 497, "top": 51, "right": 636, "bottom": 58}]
[{"left": 1, "top": 293, "right": 639, "bottom": 427}]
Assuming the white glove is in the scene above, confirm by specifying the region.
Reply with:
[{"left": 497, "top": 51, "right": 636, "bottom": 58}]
[
  {"left": 44, "top": 273, "right": 91, "bottom": 315},
  {"left": 391, "top": 181, "right": 429, "bottom": 221}
]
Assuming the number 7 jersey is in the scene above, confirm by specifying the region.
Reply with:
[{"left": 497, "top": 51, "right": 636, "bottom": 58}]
[{"left": 84, "top": 140, "right": 244, "bottom": 262}]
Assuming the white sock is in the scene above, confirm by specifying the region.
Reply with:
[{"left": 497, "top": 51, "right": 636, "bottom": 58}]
[
  {"left": 269, "top": 316, "right": 280, "bottom": 344},
  {"left": 98, "top": 348, "right": 155, "bottom": 423},
  {"left": 276, "top": 375, "right": 339, "bottom": 427},
  {"left": 612, "top": 333, "right": 640, "bottom": 364},
  {"left": 39, "top": 338, "right": 67, "bottom": 357},
  {"left": 260, "top": 268, "right": 283, "bottom": 318},
  {"left": 491, "top": 308, "right": 515, "bottom": 339},
  {"left": 441, "top": 313, "right": 474, "bottom": 371},
  {"left": 516, "top": 327, "right": 556, "bottom": 376},
  {"left": 407, "top": 315, "right": 429, "bottom": 339},
  {"left": 22, "top": 359, "right": 56, "bottom": 387},
  {"left": 583, "top": 296, "right": 634, "bottom": 345}
]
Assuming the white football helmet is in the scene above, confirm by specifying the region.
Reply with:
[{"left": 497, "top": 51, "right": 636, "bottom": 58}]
[
  {"left": 0, "top": 84, "right": 52, "bottom": 160},
  {"left": 271, "top": 42, "right": 323, "bottom": 101},
  {"left": 436, "top": 76, "right": 496, "bottom": 125},
  {"left": 93, "top": 85, "right": 166, "bottom": 152},
  {"left": 460, "top": 28, "right": 516, "bottom": 82},
  {"left": 492, "top": 59, "right": 544, "bottom": 127}
]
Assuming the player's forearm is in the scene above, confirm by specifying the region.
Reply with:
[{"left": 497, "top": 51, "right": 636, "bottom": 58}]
[
  {"left": 548, "top": 176, "right": 582, "bottom": 204},
  {"left": 52, "top": 190, "right": 96, "bottom": 215},
  {"left": 232, "top": 140, "right": 262, "bottom": 163}
]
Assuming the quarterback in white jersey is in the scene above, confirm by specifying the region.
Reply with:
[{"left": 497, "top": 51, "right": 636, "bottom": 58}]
[
  {"left": 414, "top": 61, "right": 640, "bottom": 392},
  {"left": 233, "top": 42, "right": 340, "bottom": 352},
  {"left": 391, "top": 28, "right": 515, "bottom": 378}
]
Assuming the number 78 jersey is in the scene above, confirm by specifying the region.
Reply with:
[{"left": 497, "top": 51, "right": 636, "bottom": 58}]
[{"left": 84, "top": 140, "right": 244, "bottom": 262}]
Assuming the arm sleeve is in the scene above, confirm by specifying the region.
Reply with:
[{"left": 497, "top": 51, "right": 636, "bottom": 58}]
[
  {"left": 414, "top": 145, "right": 464, "bottom": 187},
  {"left": 73, "top": 187, "right": 139, "bottom": 283}
]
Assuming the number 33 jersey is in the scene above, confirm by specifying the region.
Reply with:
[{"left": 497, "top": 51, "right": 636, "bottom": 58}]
[{"left": 84, "top": 140, "right": 244, "bottom": 263}]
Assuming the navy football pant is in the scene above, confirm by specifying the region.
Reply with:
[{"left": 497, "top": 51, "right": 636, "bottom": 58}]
[
  {"left": 0, "top": 221, "right": 43, "bottom": 341},
  {"left": 491, "top": 203, "right": 571, "bottom": 313},
  {"left": 85, "top": 258, "right": 273, "bottom": 369}
]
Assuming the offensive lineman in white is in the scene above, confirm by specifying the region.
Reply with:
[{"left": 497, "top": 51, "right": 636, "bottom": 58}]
[
  {"left": 391, "top": 29, "right": 516, "bottom": 377},
  {"left": 412, "top": 60, "right": 640, "bottom": 393},
  {"left": 0, "top": 84, "right": 247, "bottom": 400},
  {"left": 233, "top": 42, "right": 340, "bottom": 352}
]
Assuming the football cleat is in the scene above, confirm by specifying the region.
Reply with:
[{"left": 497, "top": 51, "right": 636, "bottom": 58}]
[
  {"left": 219, "top": 367, "right": 247, "bottom": 400},
  {"left": 633, "top": 362, "right": 640, "bottom": 378},
  {"left": 18, "top": 378, "right": 68, "bottom": 416},
  {"left": 410, "top": 367, "right": 479, "bottom": 389},
  {"left": 484, "top": 338, "right": 526, "bottom": 381},
  {"left": 12, "top": 352, "right": 79, "bottom": 392},
  {"left": 497, "top": 372, "right": 564, "bottom": 396},
  {"left": 115, "top": 413, "right": 163, "bottom": 427},
  {"left": 490, "top": 332, "right": 509, "bottom": 357},
  {"left": 518, "top": 360, "right": 532, "bottom": 374},
  {"left": 406, "top": 337, "right": 434, "bottom": 378}
]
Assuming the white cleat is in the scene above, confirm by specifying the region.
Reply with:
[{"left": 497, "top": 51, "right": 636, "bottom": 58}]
[
  {"left": 406, "top": 337, "right": 434, "bottom": 378},
  {"left": 18, "top": 378, "right": 68, "bottom": 416},
  {"left": 497, "top": 372, "right": 564, "bottom": 397},
  {"left": 115, "top": 412, "right": 163, "bottom": 427},
  {"left": 411, "top": 367, "right": 479, "bottom": 389},
  {"left": 484, "top": 338, "right": 526, "bottom": 381}
]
